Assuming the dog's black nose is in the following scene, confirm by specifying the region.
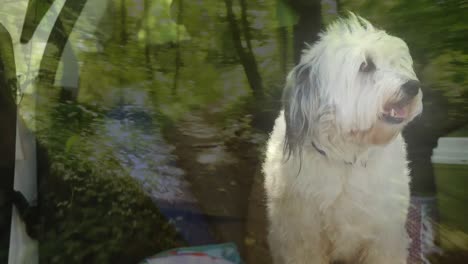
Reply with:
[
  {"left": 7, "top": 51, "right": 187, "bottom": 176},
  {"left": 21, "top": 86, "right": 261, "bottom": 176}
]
[{"left": 402, "top": 80, "right": 420, "bottom": 97}]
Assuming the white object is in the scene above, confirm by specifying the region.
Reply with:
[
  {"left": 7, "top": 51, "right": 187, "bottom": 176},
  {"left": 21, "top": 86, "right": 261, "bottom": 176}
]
[
  {"left": 8, "top": 118, "right": 38, "bottom": 264},
  {"left": 431, "top": 137, "right": 468, "bottom": 165}
]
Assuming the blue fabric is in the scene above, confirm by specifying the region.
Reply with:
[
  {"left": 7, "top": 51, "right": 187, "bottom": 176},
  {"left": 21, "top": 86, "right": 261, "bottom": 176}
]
[{"left": 141, "top": 243, "right": 243, "bottom": 264}]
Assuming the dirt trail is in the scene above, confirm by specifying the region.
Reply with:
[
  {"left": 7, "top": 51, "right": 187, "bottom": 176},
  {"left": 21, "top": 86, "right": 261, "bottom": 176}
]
[{"left": 165, "top": 109, "right": 272, "bottom": 263}]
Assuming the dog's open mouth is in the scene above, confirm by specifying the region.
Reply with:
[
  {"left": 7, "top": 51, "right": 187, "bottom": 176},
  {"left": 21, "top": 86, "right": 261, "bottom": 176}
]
[{"left": 381, "top": 102, "right": 410, "bottom": 124}]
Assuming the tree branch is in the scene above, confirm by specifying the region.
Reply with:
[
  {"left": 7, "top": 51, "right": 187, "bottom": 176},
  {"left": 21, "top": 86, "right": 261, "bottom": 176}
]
[{"left": 224, "top": 0, "right": 264, "bottom": 99}]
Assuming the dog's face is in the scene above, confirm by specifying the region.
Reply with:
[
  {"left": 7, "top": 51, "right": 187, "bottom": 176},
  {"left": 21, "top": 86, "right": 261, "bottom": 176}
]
[{"left": 283, "top": 14, "right": 423, "bottom": 155}]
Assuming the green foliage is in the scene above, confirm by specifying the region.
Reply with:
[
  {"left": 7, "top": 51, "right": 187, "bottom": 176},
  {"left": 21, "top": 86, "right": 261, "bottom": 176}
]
[
  {"left": 37, "top": 101, "right": 182, "bottom": 263},
  {"left": 137, "top": 0, "right": 190, "bottom": 45},
  {"left": 31, "top": 86, "right": 182, "bottom": 262},
  {"left": 275, "top": 0, "right": 299, "bottom": 27},
  {"left": 40, "top": 150, "right": 182, "bottom": 263}
]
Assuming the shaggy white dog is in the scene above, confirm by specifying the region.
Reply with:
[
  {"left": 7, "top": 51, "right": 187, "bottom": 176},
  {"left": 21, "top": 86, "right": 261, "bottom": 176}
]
[{"left": 263, "top": 14, "right": 423, "bottom": 264}]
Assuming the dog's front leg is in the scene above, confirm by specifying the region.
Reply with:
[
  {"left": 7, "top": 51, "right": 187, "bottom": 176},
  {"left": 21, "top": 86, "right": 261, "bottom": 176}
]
[
  {"left": 267, "top": 199, "right": 330, "bottom": 264},
  {"left": 268, "top": 229, "right": 330, "bottom": 264},
  {"left": 361, "top": 226, "right": 410, "bottom": 264}
]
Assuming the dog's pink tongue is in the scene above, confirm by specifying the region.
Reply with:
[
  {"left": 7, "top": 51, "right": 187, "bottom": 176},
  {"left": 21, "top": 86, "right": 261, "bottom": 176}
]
[
  {"left": 394, "top": 107, "right": 407, "bottom": 117},
  {"left": 386, "top": 106, "right": 407, "bottom": 118}
]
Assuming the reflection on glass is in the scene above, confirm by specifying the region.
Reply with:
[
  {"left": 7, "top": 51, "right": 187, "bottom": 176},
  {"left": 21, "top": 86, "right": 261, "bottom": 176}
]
[{"left": 0, "top": 0, "right": 466, "bottom": 263}]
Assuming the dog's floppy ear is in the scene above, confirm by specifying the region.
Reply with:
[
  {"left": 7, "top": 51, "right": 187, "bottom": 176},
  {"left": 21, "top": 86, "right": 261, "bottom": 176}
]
[{"left": 282, "top": 62, "right": 320, "bottom": 158}]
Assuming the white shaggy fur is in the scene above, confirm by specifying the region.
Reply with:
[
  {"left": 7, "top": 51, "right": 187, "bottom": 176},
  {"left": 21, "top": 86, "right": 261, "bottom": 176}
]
[{"left": 263, "top": 14, "right": 423, "bottom": 264}]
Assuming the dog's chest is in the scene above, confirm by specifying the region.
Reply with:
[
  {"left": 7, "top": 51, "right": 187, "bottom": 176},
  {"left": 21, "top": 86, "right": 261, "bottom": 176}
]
[
  {"left": 298, "top": 144, "right": 408, "bottom": 212},
  {"left": 308, "top": 162, "right": 384, "bottom": 214},
  {"left": 299, "top": 155, "right": 409, "bottom": 252}
]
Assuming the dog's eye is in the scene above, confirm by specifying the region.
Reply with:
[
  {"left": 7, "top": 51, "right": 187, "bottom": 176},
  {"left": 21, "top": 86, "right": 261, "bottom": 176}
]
[{"left": 359, "top": 58, "right": 376, "bottom": 72}]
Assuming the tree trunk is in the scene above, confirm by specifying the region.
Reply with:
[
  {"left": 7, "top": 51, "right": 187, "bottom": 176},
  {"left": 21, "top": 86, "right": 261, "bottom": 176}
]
[
  {"left": 224, "top": 0, "right": 264, "bottom": 99},
  {"left": 287, "top": 0, "right": 322, "bottom": 64},
  {"left": 144, "top": 0, "right": 154, "bottom": 80},
  {"left": 173, "top": 0, "right": 184, "bottom": 96},
  {"left": 120, "top": 0, "right": 127, "bottom": 45},
  {"left": 118, "top": 0, "right": 127, "bottom": 98},
  {"left": 239, "top": 0, "right": 253, "bottom": 53},
  {"left": 404, "top": 125, "right": 439, "bottom": 195}
]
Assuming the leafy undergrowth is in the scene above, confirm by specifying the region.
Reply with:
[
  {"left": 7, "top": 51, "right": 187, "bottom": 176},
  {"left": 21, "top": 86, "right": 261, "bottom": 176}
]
[{"left": 36, "top": 102, "right": 184, "bottom": 264}]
